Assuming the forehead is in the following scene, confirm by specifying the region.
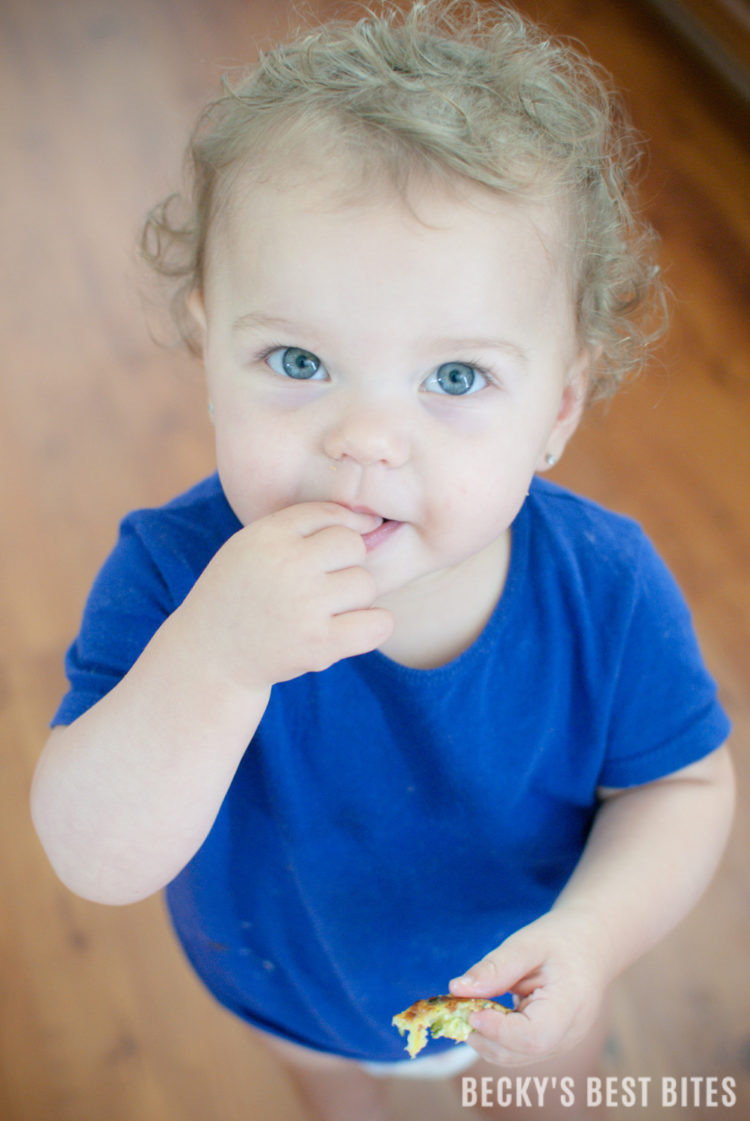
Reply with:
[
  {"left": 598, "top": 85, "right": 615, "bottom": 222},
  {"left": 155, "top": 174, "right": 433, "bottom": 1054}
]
[
  {"left": 210, "top": 160, "right": 569, "bottom": 293},
  {"left": 204, "top": 166, "right": 577, "bottom": 360},
  {"left": 204, "top": 161, "right": 580, "bottom": 365}
]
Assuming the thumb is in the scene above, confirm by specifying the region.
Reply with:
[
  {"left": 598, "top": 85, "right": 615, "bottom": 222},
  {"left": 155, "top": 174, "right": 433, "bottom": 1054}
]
[{"left": 449, "top": 940, "right": 541, "bottom": 1000}]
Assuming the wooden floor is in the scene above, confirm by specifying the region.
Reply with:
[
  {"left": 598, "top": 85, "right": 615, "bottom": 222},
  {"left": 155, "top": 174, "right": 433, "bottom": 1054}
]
[{"left": 2, "top": 0, "right": 748, "bottom": 1118}]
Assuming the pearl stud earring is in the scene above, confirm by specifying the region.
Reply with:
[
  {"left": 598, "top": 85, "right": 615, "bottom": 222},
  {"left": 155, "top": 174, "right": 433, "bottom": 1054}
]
[{"left": 545, "top": 453, "right": 558, "bottom": 467}]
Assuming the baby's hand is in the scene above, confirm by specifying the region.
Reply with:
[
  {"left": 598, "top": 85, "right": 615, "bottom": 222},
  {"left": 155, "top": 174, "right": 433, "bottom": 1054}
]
[
  {"left": 448, "top": 910, "right": 607, "bottom": 1067},
  {"left": 179, "top": 502, "right": 394, "bottom": 692}
]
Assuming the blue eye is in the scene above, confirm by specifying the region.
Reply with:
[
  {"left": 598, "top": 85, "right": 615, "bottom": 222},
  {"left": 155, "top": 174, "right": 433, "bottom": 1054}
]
[
  {"left": 424, "top": 361, "right": 488, "bottom": 396},
  {"left": 266, "top": 346, "right": 326, "bottom": 380}
]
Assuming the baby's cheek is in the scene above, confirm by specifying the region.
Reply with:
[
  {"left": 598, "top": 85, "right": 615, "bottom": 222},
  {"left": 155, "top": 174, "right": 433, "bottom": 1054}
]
[{"left": 430, "top": 483, "right": 503, "bottom": 542}]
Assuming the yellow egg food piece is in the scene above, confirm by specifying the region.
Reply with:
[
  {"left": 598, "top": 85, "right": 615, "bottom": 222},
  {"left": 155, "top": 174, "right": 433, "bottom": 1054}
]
[{"left": 391, "top": 995, "right": 509, "bottom": 1058}]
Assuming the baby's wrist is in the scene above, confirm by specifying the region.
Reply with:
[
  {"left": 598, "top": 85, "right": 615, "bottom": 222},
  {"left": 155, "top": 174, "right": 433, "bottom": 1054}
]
[
  {"left": 544, "top": 902, "right": 618, "bottom": 985},
  {"left": 156, "top": 606, "right": 273, "bottom": 712}
]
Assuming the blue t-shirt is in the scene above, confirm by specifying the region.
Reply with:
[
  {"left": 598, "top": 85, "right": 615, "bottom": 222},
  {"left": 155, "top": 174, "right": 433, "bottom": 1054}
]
[{"left": 52, "top": 475, "right": 730, "bottom": 1062}]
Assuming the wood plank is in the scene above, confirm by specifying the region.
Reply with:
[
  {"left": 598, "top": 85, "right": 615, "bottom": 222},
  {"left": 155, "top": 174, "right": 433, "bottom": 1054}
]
[{"left": 640, "top": 0, "right": 750, "bottom": 103}]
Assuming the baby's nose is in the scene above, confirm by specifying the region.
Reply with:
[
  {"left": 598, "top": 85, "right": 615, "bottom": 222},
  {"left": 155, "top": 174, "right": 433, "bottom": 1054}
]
[{"left": 322, "top": 403, "right": 410, "bottom": 468}]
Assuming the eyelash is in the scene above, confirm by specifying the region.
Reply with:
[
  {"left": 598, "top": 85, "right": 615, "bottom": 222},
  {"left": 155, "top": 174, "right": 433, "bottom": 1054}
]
[
  {"left": 255, "top": 343, "right": 290, "bottom": 364},
  {"left": 254, "top": 345, "right": 499, "bottom": 393}
]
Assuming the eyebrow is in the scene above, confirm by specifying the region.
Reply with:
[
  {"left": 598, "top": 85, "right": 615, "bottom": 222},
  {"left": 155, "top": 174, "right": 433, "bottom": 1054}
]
[
  {"left": 233, "top": 313, "right": 528, "bottom": 367},
  {"left": 232, "top": 311, "right": 299, "bottom": 334},
  {"left": 433, "top": 336, "right": 529, "bottom": 367}
]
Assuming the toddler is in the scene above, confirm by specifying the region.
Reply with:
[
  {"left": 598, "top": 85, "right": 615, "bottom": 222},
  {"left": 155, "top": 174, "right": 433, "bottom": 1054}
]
[{"left": 32, "top": 3, "right": 734, "bottom": 1119}]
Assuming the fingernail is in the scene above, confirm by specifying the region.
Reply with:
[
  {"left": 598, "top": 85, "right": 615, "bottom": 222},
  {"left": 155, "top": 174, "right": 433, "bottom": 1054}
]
[
  {"left": 359, "top": 514, "right": 384, "bottom": 534},
  {"left": 451, "top": 974, "right": 476, "bottom": 987}
]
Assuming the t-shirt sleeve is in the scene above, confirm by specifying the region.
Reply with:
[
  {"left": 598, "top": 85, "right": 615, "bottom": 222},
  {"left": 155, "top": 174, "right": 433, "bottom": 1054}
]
[
  {"left": 51, "top": 518, "right": 176, "bottom": 727},
  {"left": 598, "top": 532, "right": 731, "bottom": 788}
]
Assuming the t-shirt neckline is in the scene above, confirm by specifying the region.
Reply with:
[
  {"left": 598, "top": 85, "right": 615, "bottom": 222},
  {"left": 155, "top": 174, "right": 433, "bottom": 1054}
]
[{"left": 361, "top": 493, "right": 531, "bottom": 681}]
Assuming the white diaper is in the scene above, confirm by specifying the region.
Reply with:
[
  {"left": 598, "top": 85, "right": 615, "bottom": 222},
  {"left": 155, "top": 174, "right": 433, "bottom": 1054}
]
[{"left": 362, "top": 1042, "right": 480, "bottom": 1079}]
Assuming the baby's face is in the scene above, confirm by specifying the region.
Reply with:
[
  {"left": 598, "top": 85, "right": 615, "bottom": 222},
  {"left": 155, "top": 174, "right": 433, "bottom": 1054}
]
[{"left": 192, "top": 171, "right": 587, "bottom": 600}]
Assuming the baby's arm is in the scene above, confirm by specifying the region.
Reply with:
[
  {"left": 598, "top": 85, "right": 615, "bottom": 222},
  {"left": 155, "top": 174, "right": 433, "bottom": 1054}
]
[
  {"left": 31, "top": 503, "right": 392, "bottom": 905},
  {"left": 450, "top": 744, "right": 735, "bottom": 1065}
]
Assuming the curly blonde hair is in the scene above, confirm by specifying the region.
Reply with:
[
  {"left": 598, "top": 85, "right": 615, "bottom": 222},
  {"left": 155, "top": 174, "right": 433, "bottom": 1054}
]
[{"left": 141, "top": 0, "right": 666, "bottom": 399}]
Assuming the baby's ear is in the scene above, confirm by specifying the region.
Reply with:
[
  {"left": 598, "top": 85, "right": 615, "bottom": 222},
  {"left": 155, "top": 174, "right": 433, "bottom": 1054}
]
[
  {"left": 560, "top": 348, "right": 590, "bottom": 427},
  {"left": 537, "top": 348, "right": 592, "bottom": 472},
  {"left": 187, "top": 288, "right": 207, "bottom": 345}
]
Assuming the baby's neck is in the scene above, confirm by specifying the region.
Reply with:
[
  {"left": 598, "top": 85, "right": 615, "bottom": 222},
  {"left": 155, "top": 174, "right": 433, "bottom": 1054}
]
[{"left": 375, "top": 532, "right": 510, "bottom": 670}]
